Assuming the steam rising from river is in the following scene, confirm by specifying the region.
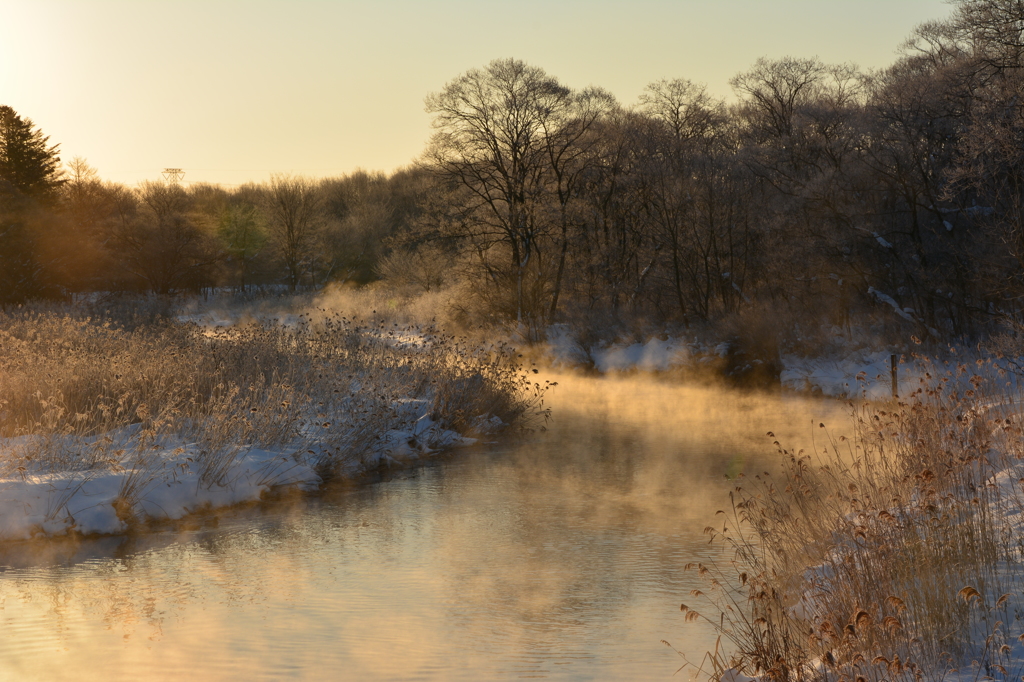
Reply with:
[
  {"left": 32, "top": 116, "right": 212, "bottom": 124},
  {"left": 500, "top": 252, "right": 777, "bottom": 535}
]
[
  {"left": 533, "top": 372, "right": 852, "bottom": 522},
  {"left": 0, "top": 375, "right": 850, "bottom": 681}
]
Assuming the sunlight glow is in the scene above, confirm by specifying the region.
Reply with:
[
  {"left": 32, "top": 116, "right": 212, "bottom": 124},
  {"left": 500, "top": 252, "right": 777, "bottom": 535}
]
[{"left": 1, "top": 1, "right": 951, "bottom": 185}]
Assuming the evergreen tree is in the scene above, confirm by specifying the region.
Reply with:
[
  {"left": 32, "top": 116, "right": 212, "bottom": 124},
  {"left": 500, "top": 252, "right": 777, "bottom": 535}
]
[
  {"left": 0, "top": 107, "right": 63, "bottom": 303},
  {"left": 0, "top": 105, "right": 64, "bottom": 199}
]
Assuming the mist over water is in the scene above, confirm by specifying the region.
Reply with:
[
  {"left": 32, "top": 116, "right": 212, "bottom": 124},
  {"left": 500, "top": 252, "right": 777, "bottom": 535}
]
[{"left": 0, "top": 375, "right": 848, "bottom": 681}]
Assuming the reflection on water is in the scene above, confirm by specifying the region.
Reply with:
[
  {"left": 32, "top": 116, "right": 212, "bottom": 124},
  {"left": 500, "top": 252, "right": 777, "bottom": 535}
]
[{"left": 0, "top": 375, "right": 847, "bottom": 681}]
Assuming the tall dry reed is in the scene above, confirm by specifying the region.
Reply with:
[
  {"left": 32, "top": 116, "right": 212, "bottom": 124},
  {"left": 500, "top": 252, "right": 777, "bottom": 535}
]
[
  {"left": 678, "top": 356, "right": 1024, "bottom": 681},
  {"left": 0, "top": 307, "right": 548, "bottom": 522}
]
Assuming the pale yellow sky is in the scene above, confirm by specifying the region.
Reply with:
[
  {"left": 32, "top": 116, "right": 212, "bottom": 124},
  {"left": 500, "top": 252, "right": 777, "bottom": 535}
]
[{"left": 0, "top": 0, "right": 953, "bottom": 187}]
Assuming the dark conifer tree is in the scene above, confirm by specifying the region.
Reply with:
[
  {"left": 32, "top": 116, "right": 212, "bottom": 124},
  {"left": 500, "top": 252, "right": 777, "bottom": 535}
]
[
  {"left": 0, "top": 107, "right": 64, "bottom": 303},
  {"left": 0, "top": 105, "right": 64, "bottom": 199}
]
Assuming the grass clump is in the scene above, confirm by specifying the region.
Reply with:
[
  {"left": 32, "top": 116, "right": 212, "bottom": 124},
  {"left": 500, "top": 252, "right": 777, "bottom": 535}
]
[{"left": 676, "top": 356, "right": 1024, "bottom": 681}]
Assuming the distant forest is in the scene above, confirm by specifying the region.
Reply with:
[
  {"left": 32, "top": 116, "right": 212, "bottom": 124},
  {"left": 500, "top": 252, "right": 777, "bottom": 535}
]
[{"left": 5, "top": 0, "right": 1024, "bottom": 346}]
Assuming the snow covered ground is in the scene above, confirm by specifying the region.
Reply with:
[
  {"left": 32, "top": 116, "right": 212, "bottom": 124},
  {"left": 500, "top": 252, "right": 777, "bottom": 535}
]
[
  {"left": 781, "top": 348, "right": 927, "bottom": 399},
  {"left": 544, "top": 325, "right": 1017, "bottom": 400},
  {"left": 0, "top": 404, "right": 481, "bottom": 542}
]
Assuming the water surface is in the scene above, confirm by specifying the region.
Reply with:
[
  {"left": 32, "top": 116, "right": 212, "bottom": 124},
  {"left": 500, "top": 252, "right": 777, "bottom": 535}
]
[{"left": 0, "top": 375, "right": 846, "bottom": 681}]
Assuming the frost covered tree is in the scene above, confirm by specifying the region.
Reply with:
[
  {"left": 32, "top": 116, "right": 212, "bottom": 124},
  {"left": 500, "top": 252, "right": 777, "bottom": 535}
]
[
  {"left": 425, "top": 59, "right": 568, "bottom": 325},
  {"left": 424, "top": 58, "right": 613, "bottom": 327}
]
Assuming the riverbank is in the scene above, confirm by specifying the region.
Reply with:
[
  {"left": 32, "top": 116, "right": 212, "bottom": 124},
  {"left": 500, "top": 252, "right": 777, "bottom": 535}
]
[
  {"left": 539, "top": 324, "right": 1014, "bottom": 400},
  {"left": 0, "top": 309, "right": 548, "bottom": 540},
  {"left": 674, "top": 354, "right": 1024, "bottom": 681},
  {"left": 544, "top": 330, "right": 1024, "bottom": 678}
]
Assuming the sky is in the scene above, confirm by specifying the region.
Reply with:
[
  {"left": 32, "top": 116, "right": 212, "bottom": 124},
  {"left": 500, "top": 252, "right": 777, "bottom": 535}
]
[{"left": 1, "top": 0, "right": 954, "bottom": 188}]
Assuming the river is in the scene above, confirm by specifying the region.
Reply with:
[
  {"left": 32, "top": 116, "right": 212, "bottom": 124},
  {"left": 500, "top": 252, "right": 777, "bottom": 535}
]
[{"left": 0, "top": 374, "right": 846, "bottom": 681}]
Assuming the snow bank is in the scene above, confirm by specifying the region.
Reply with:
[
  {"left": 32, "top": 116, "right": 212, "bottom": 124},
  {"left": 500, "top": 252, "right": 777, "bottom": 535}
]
[
  {"left": 0, "top": 406, "right": 479, "bottom": 542},
  {"left": 545, "top": 326, "right": 1020, "bottom": 401},
  {"left": 548, "top": 327, "right": 889, "bottom": 393},
  {"left": 544, "top": 326, "right": 693, "bottom": 373},
  {"left": 779, "top": 349, "right": 910, "bottom": 399},
  {"left": 591, "top": 337, "right": 691, "bottom": 373},
  {"left": 0, "top": 444, "right": 318, "bottom": 540}
]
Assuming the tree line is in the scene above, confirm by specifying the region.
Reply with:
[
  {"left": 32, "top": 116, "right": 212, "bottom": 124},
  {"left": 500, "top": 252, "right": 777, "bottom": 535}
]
[
  {"left": 0, "top": 128, "right": 427, "bottom": 301},
  {"left": 5, "top": 0, "right": 1024, "bottom": 344}
]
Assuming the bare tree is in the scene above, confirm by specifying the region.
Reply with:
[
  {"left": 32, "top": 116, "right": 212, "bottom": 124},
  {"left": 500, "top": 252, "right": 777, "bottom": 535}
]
[
  {"left": 106, "top": 181, "right": 221, "bottom": 294},
  {"left": 425, "top": 59, "right": 566, "bottom": 325},
  {"left": 262, "top": 174, "right": 325, "bottom": 291},
  {"left": 637, "top": 79, "right": 736, "bottom": 321},
  {"left": 376, "top": 243, "right": 453, "bottom": 292},
  {"left": 424, "top": 58, "right": 616, "bottom": 327},
  {"left": 730, "top": 56, "right": 829, "bottom": 141},
  {"left": 639, "top": 79, "right": 724, "bottom": 143}
]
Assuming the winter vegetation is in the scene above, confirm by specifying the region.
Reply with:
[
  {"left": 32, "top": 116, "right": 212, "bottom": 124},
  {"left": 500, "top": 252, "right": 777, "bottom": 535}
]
[
  {"left": 9, "top": 0, "right": 1024, "bottom": 678},
  {"left": 0, "top": 303, "right": 549, "bottom": 539},
  {"left": 668, "top": 353, "right": 1024, "bottom": 682}
]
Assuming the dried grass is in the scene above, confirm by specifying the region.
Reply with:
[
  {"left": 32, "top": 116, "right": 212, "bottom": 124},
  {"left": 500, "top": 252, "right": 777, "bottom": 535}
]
[
  {"left": 679, "top": 356, "right": 1024, "bottom": 681},
  {"left": 0, "top": 307, "right": 547, "bottom": 521}
]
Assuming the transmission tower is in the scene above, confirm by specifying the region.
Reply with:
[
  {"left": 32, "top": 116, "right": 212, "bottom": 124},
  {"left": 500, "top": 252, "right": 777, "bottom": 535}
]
[{"left": 162, "top": 168, "right": 185, "bottom": 183}]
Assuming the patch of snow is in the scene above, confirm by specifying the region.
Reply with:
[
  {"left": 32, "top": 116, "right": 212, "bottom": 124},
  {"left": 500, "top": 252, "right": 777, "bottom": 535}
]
[
  {"left": 0, "top": 401, "right": 483, "bottom": 541},
  {"left": 0, "top": 440, "right": 321, "bottom": 541},
  {"left": 591, "top": 337, "right": 691, "bottom": 373},
  {"left": 868, "top": 287, "right": 916, "bottom": 323}
]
